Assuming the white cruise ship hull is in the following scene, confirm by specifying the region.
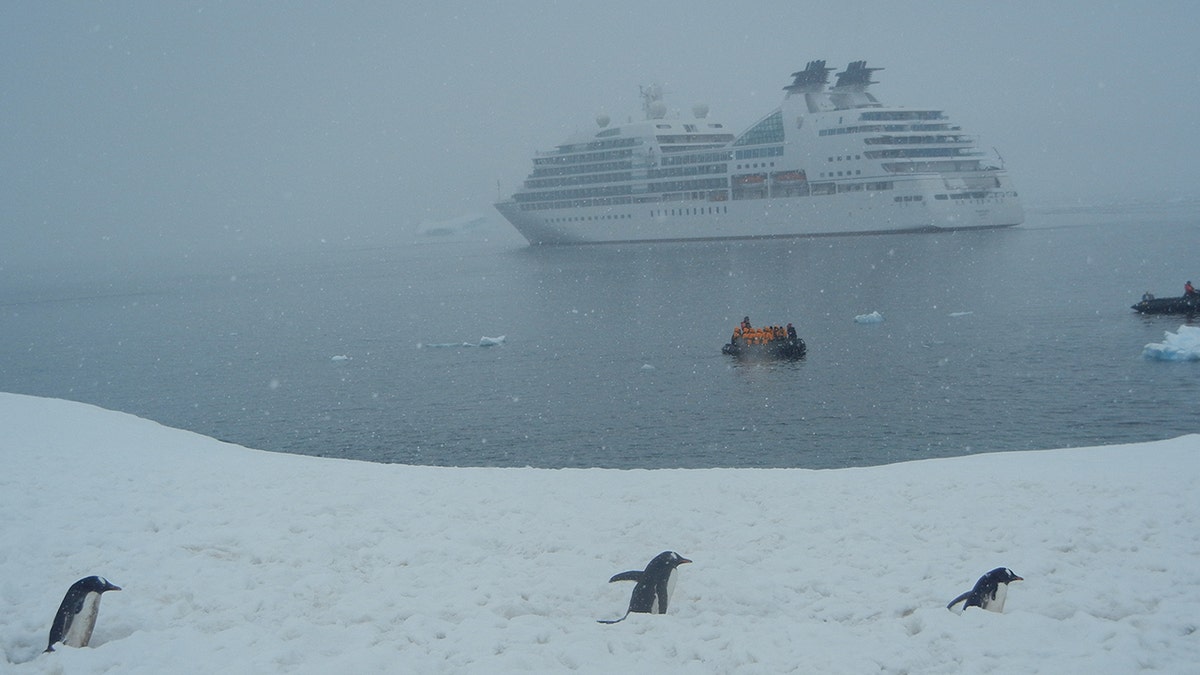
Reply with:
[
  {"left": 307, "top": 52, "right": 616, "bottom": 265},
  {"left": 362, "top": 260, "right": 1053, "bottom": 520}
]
[
  {"left": 497, "top": 177, "right": 1022, "bottom": 245},
  {"left": 497, "top": 61, "right": 1024, "bottom": 245}
]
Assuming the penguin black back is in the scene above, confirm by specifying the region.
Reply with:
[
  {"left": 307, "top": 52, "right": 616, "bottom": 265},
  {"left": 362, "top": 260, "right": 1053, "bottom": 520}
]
[
  {"left": 598, "top": 551, "right": 691, "bottom": 624},
  {"left": 46, "top": 576, "right": 121, "bottom": 652},
  {"left": 947, "top": 567, "right": 1022, "bottom": 614}
]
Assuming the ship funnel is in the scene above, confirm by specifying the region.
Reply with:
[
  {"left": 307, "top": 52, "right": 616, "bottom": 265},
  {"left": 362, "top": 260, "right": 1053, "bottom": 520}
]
[
  {"left": 834, "top": 61, "right": 882, "bottom": 90},
  {"left": 596, "top": 113, "right": 610, "bottom": 128},
  {"left": 784, "top": 60, "right": 833, "bottom": 95},
  {"left": 692, "top": 103, "right": 709, "bottom": 119}
]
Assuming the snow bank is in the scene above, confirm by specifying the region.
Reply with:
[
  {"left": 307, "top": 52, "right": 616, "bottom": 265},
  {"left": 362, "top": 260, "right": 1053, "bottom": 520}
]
[
  {"left": 2, "top": 392, "right": 1198, "bottom": 673},
  {"left": 1143, "top": 325, "right": 1200, "bottom": 361}
]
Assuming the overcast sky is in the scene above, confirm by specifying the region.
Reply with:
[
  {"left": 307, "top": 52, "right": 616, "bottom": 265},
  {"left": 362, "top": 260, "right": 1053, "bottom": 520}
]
[{"left": 3, "top": 1, "right": 1198, "bottom": 272}]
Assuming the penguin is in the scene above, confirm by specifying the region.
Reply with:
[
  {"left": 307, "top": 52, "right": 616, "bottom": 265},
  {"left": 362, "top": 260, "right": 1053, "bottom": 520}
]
[
  {"left": 947, "top": 567, "right": 1022, "bottom": 614},
  {"left": 45, "top": 576, "right": 121, "bottom": 652},
  {"left": 598, "top": 551, "right": 691, "bottom": 624}
]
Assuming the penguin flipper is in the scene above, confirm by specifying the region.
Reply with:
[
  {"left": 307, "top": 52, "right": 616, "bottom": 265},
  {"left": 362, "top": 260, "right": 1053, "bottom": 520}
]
[
  {"left": 608, "top": 571, "right": 643, "bottom": 583},
  {"left": 946, "top": 591, "right": 972, "bottom": 614},
  {"left": 597, "top": 610, "right": 631, "bottom": 624},
  {"left": 46, "top": 610, "right": 73, "bottom": 652}
]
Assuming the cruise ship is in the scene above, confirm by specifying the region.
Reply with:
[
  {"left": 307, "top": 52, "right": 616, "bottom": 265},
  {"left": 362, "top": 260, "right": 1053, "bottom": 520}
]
[{"left": 495, "top": 61, "right": 1023, "bottom": 245}]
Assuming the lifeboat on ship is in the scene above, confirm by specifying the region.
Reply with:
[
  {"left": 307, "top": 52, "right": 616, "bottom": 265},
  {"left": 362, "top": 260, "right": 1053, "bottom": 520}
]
[
  {"left": 734, "top": 174, "right": 766, "bottom": 185},
  {"left": 722, "top": 322, "right": 806, "bottom": 360},
  {"left": 772, "top": 171, "right": 807, "bottom": 183}
]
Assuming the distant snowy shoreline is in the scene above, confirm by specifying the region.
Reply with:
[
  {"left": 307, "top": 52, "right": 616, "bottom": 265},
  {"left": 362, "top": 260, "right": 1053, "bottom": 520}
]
[{"left": 2, "top": 392, "right": 1197, "bottom": 673}]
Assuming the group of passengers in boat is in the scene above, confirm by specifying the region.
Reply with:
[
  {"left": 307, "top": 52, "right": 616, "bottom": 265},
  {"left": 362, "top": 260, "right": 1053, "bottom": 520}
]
[
  {"left": 732, "top": 317, "right": 798, "bottom": 345},
  {"left": 1141, "top": 281, "right": 1196, "bottom": 303}
]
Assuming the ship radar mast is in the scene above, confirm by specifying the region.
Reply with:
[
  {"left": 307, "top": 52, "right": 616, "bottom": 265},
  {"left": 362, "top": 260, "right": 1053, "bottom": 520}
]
[{"left": 640, "top": 84, "right": 668, "bottom": 120}]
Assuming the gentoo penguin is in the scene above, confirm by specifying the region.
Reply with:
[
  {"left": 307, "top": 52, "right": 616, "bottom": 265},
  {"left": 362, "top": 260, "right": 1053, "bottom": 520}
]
[
  {"left": 947, "top": 567, "right": 1023, "bottom": 614},
  {"left": 598, "top": 551, "right": 691, "bottom": 624},
  {"left": 45, "top": 576, "right": 121, "bottom": 652}
]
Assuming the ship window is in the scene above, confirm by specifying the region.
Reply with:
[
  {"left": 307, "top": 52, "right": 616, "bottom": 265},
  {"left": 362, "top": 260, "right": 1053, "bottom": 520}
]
[{"left": 732, "top": 110, "right": 784, "bottom": 146}]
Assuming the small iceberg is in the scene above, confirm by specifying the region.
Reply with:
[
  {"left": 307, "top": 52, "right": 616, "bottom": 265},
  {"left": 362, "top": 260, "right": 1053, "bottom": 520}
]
[
  {"left": 418, "top": 335, "right": 506, "bottom": 349},
  {"left": 949, "top": 311, "right": 974, "bottom": 318},
  {"left": 1143, "top": 325, "right": 1200, "bottom": 361},
  {"left": 415, "top": 213, "right": 489, "bottom": 238},
  {"left": 854, "top": 311, "right": 885, "bottom": 324},
  {"left": 330, "top": 354, "right": 351, "bottom": 361}
]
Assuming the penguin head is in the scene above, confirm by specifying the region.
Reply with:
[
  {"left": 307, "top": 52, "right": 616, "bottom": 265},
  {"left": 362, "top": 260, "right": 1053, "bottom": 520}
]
[
  {"left": 75, "top": 576, "right": 122, "bottom": 594},
  {"left": 649, "top": 551, "right": 692, "bottom": 570},
  {"left": 981, "top": 567, "right": 1023, "bottom": 586}
]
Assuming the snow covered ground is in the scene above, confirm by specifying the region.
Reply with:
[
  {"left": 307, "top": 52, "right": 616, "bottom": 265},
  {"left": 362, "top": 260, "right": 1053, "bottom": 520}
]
[{"left": 2, "top": 392, "right": 1198, "bottom": 673}]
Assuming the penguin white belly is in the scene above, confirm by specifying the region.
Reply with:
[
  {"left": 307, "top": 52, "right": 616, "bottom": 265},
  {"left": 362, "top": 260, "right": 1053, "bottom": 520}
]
[
  {"left": 651, "top": 568, "right": 678, "bottom": 614},
  {"left": 61, "top": 592, "right": 102, "bottom": 648},
  {"left": 985, "top": 583, "right": 1009, "bottom": 612}
]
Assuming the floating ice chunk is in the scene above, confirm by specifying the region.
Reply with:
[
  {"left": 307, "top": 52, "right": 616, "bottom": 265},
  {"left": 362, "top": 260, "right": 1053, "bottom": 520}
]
[
  {"left": 1143, "top": 325, "right": 1200, "bottom": 361},
  {"left": 641, "top": 364, "right": 655, "bottom": 371},
  {"left": 949, "top": 311, "right": 974, "bottom": 317},
  {"left": 418, "top": 336, "right": 505, "bottom": 349},
  {"left": 415, "top": 213, "right": 489, "bottom": 237},
  {"left": 855, "top": 311, "right": 885, "bottom": 324},
  {"left": 330, "top": 355, "right": 350, "bottom": 361}
]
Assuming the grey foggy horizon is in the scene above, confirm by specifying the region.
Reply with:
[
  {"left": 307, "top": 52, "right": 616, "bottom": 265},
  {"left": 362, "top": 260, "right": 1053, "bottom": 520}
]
[{"left": 3, "top": 1, "right": 1199, "bottom": 276}]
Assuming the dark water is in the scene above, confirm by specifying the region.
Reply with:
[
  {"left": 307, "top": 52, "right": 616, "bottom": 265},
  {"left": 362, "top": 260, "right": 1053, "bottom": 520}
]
[{"left": 3, "top": 204, "right": 1198, "bottom": 468}]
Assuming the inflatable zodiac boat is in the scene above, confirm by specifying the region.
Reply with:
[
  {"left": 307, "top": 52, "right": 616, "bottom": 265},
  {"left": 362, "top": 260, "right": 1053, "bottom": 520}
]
[{"left": 722, "top": 322, "right": 806, "bottom": 360}]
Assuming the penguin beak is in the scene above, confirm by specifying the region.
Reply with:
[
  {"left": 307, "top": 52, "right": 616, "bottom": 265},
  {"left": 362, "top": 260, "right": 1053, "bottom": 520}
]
[{"left": 678, "top": 557, "right": 693, "bottom": 565}]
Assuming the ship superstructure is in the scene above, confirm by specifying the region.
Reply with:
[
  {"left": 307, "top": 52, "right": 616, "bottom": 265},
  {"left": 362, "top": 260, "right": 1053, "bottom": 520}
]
[{"left": 495, "top": 61, "right": 1023, "bottom": 244}]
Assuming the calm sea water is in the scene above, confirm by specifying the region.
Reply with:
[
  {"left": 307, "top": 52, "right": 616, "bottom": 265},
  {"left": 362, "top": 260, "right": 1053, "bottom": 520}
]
[{"left": 3, "top": 204, "right": 1198, "bottom": 469}]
